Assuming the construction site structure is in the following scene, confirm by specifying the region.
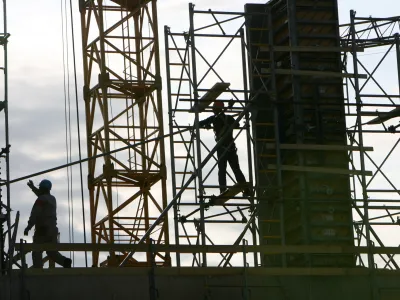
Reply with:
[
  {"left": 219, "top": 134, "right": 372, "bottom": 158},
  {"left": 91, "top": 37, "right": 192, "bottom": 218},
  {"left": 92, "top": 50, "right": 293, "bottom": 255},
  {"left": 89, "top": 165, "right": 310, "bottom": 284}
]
[
  {"left": 80, "top": 0, "right": 170, "bottom": 267},
  {"left": 246, "top": 0, "right": 355, "bottom": 268},
  {"left": 165, "top": 3, "right": 257, "bottom": 268},
  {"left": 1, "top": 0, "right": 400, "bottom": 299},
  {"left": 0, "top": 0, "right": 19, "bottom": 279}
]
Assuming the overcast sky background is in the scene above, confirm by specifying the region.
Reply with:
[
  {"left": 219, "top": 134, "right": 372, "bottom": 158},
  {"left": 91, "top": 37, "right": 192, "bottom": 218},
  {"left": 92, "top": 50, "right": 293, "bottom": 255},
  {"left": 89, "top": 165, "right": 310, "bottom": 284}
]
[{"left": 1, "top": 0, "right": 400, "bottom": 268}]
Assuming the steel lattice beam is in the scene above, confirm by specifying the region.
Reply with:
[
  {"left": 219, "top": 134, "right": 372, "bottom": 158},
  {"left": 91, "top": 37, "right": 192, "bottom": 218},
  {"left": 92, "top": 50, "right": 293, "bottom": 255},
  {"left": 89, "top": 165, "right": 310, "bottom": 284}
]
[{"left": 80, "top": 0, "right": 170, "bottom": 267}]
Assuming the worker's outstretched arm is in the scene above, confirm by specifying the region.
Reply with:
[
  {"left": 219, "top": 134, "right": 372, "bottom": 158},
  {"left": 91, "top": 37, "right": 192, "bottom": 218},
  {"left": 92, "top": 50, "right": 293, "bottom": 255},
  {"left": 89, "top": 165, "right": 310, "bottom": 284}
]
[
  {"left": 27, "top": 180, "right": 40, "bottom": 196},
  {"left": 198, "top": 115, "right": 214, "bottom": 129}
]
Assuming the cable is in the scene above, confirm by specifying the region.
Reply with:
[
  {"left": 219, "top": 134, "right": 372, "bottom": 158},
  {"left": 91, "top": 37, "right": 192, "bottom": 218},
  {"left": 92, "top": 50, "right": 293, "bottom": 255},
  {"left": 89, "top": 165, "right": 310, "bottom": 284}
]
[
  {"left": 60, "top": 0, "right": 72, "bottom": 260},
  {"left": 64, "top": 0, "right": 75, "bottom": 263},
  {"left": 2, "top": 128, "right": 190, "bottom": 186},
  {"left": 68, "top": 0, "right": 88, "bottom": 267}
]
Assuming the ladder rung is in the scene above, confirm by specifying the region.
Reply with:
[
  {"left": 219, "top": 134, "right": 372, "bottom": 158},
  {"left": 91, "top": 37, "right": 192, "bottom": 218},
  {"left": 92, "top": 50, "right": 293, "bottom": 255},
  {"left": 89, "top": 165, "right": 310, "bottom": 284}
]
[
  {"left": 268, "top": 164, "right": 373, "bottom": 176},
  {"left": 175, "top": 172, "right": 193, "bottom": 174},
  {"left": 259, "top": 154, "right": 277, "bottom": 158},
  {"left": 168, "top": 48, "right": 187, "bottom": 51},
  {"left": 265, "top": 143, "right": 373, "bottom": 152},
  {"left": 174, "top": 156, "right": 193, "bottom": 159},
  {"left": 249, "top": 28, "right": 269, "bottom": 31},
  {"left": 172, "top": 93, "right": 191, "bottom": 96},
  {"left": 169, "top": 63, "right": 189, "bottom": 66},
  {"left": 260, "top": 219, "right": 280, "bottom": 223},
  {"left": 263, "top": 236, "right": 281, "bottom": 239}
]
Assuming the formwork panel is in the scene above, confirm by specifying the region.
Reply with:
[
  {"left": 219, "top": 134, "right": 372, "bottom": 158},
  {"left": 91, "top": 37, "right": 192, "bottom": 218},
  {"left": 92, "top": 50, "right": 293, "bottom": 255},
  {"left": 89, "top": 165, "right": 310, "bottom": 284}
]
[{"left": 246, "top": 0, "right": 355, "bottom": 267}]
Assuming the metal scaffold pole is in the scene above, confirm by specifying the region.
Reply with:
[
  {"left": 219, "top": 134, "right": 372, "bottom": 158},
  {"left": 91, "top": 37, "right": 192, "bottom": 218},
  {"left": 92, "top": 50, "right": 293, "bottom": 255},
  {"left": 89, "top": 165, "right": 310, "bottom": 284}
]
[
  {"left": 189, "top": 2, "right": 207, "bottom": 267},
  {"left": 349, "top": 10, "right": 374, "bottom": 269}
]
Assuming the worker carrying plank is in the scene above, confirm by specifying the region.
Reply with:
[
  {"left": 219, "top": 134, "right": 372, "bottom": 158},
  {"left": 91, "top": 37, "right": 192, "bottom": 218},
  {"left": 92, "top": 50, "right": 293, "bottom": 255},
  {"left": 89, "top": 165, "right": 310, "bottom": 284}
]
[
  {"left": 24, "top": 179, "right": 72, "bottom": 268},
  {"left": 198, "top": 100, "right": 250, "bottom": 197}
]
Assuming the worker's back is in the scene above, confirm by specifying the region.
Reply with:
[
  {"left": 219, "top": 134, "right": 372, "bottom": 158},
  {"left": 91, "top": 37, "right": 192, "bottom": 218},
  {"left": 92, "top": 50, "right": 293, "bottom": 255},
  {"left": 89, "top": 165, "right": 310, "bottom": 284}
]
[
  {"left": 213, "top": 113, "right": 236, "bottom": 146},
  {"left": 34, "top": 194, "right": 57, "bottom": 230}
]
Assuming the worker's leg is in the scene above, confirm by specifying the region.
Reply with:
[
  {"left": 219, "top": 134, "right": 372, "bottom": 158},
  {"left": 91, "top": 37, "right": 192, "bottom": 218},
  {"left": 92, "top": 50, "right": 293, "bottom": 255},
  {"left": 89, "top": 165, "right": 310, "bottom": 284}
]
[
  {"left": 46, "top": 249, "right": 69, "bottom": 267},
  {"left": 217, "top": 148, "right": 228, "bottom": 193},
  {"left": 227, "top": 147, "right": 246, "bottom": 183},
  {"left": 46, "top": 229, "right": 71, "bottom": 268},
  {"left": 32, "top": 235, "right": 45, "bottom": 268}
]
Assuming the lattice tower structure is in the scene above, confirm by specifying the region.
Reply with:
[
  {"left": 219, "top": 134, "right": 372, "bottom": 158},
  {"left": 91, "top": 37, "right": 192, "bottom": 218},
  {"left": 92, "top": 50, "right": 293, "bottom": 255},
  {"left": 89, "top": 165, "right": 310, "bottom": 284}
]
[
  {"left": 246, "top": 0, "right": 357, "bottom": 267},
  {"left": 80, "top": 0, "right": 170, "bottom": 267}
]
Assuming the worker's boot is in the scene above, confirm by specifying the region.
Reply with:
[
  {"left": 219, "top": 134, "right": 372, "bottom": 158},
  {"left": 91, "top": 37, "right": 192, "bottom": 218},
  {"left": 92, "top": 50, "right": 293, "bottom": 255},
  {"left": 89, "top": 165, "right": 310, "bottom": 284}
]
[
  {"left": 242, "top": 183, "right": 252, "bottom": 198},
  {"left": 63, "top": 258, "right": 72, "bottom": 268}
]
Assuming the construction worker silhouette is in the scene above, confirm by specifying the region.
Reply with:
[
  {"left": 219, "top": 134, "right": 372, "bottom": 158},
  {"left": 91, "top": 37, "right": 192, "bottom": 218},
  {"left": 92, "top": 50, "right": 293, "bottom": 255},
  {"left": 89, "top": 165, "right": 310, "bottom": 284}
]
[
  {"left": 24, "top": 179, "right": 72, "bottom": 268},
  {"left": 199, "top": 100, "right": 249, "bottom": 195}
]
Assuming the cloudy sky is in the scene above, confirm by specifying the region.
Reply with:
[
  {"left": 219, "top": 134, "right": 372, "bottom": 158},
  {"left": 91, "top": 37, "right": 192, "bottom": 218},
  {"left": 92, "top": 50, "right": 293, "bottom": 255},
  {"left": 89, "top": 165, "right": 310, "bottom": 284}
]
[{"left": 1, "top": 0, "right": 400, "bottom": 268}]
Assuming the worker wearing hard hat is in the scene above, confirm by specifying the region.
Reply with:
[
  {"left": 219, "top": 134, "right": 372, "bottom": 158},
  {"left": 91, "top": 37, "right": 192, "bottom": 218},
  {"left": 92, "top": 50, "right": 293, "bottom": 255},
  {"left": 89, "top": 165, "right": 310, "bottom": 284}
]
[
  {"left": 199, "top": 100, "right": 250, "bottom": 196},
  {"left": 24, "top": 179, "right": 72, "bottom": 268}
]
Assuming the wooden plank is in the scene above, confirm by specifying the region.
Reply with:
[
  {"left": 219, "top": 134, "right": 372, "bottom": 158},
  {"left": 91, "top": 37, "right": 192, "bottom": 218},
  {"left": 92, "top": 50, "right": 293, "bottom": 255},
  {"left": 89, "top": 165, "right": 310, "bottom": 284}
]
[
  {"left": 110, "top": 0, "right": 149, "bottom": 10},
  {"left": 366, "top": 107, "right": 400, "bottom": 125},
  {"left": 261, "top": 68, "right": 368, "bottom": 79},
  {"left": 265, "top": 143, "right": 373, "bottom": 152},
  {"left": 267, "top": 164, "right": 373, "bottom": 176},
  {"left": 208, "top": 182, "right": 247, "bottom": 206},
  {"left": 190, "top": 82, "right": 230, "bottom": 113}
]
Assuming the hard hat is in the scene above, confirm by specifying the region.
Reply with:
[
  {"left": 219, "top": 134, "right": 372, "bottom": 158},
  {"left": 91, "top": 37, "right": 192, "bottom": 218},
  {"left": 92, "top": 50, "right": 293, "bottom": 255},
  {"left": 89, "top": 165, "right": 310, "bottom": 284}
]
[
  {"left": 39, "top": 179, "right": 52, "bottom": 191},
  {"left": 213, "top": 100, "right": 224, "bottom": 108}
]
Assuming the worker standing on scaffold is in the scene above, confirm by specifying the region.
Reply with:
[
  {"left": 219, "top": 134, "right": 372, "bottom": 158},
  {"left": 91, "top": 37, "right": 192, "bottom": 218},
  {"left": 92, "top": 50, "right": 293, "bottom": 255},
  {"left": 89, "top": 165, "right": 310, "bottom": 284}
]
[
  {"left": 24, "top": 179, "right": 72, "bottom": 268},
  {"left": 199, "top": 100, "right": 250, "bottom": 196}
]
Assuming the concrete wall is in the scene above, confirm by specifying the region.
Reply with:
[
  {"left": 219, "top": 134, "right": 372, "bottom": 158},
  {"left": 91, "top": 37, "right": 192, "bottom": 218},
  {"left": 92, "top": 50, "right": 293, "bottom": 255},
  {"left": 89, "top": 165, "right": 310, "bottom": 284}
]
[{"left": 1, "top": 268, "right": 400, "bottom": 300}]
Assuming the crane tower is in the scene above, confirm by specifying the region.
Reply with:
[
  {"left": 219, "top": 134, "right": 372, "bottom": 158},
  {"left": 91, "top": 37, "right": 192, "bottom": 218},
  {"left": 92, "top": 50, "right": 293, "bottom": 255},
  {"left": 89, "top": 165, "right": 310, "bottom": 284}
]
[{"left": 80, "top": 0, "right": 170, "bottom": 267}]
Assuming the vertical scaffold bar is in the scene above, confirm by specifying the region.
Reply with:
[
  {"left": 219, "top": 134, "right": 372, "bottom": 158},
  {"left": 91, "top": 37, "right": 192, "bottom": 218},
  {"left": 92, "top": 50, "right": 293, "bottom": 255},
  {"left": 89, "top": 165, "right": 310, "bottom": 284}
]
[
  {"left": 267, "top": 6, "right": 286, "bottom": 268},
  {"left": 189, "top": 2, "right": 207, "bottom": 267},
  {"left": 240, "top": 28, "right": 258, "bottom": 267},
  {"left": 152, "top": 0, "right": 171, "bottom": 265},
  {"left": 2, "top": 0, "right": 12, "bottom": 297},
  {"left": 350, "top": 10, "right": 377, "bottom": 300},
  {"left": 164, "top": 25, "right": 181, "bottom": 267},
  {"left": 350, "top": 9, "right": 374, "bottom": 268},
  {"left": 396, "top": 34, "right": 400, "bottom": 97}
]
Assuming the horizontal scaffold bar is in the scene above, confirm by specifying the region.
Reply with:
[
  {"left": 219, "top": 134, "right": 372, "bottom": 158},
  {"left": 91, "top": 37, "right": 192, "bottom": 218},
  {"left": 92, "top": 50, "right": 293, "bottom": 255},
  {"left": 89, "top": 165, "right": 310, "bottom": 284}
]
[
  {"left": 257, "top": 45, "right": 364, "bottom": 52},
  {"left": 265, "top": 143, "right": 373, "bottom": 152},
  {"left": 261, "top": 68, "right": 368, "bottom": 79},
  {"left": 15, "top": 244, "right": 400, "bottom": 255},
  {"left": 267, "top": 164, "right": 373, "bottom": 176}
]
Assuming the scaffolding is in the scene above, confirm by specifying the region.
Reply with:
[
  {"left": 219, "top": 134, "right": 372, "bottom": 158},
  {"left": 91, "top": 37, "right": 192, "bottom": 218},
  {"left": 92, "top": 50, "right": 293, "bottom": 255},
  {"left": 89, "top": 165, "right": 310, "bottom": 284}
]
[
  {"left": 341, "top": 12, "right": 400, "bottom": 269},
  {"left": 165, "top": 0, "right": 400, "bottom": 271},
  {"left": 0, "top": 0, "right": 17, "bottom": 277},
  {"left": 165, "top": 4, "right": 257, "bottom": 267},
  {"left": 80, "top": 0, "right": 170, "bottom": 267}
]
